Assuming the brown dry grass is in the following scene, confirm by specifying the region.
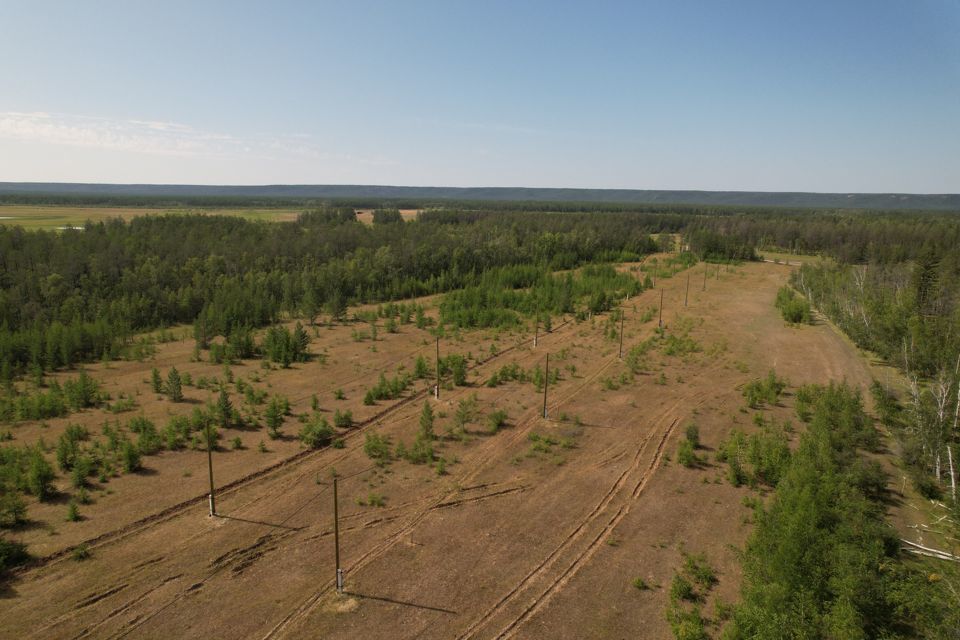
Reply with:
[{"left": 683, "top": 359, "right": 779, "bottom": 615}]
[{"left": 0, "top": 261, "right": 897, "bottom": 639}]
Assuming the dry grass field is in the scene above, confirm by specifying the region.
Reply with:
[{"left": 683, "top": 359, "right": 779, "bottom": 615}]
[
  {"left": 1, "top": 259, "right": 924, "bottom": 639},
  {"left": 0, "top": 206, "right": 303, "bottom": 230}
]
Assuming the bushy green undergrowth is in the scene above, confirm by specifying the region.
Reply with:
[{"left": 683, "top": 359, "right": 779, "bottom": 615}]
[
  {"left": 724, "top": 382, "right": 958, "bottom": 638},
  {"left": 742, "top": 370, "right": 786, "bottom": 408},
  {"left": 774, "top": 286, "right": 812, "bottom": 324},
  {"left": 439, "top": 264, "right": 643, "bottom": 329}
]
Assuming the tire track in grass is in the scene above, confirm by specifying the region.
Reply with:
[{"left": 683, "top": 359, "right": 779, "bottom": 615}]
[
  {"left": 263, "top": 320, "right": 657, "bottom": 640},
  {"left": 15, "top": 319, "right": 574, "bottom": 576},
  {"left": 37, "top": 319, "right": 582, "bottom": 640},
  {"left": 454, "top": 404, "right": 686, "bottom": 640}
]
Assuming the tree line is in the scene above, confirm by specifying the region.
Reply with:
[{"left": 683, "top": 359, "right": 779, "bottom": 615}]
[{"left": 0, "top": 209, "right": 670, "bottom": 378}]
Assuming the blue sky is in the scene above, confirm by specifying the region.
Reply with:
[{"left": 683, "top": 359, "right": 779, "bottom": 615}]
[{"left": 0, "top": 0, "right": 957, "bottom": 192}]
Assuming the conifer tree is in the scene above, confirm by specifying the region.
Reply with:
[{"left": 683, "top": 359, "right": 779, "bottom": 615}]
[
  {"left": 166, "top": 367, "right": 183, "bottom": 402},
  {"left": 216, "top": 387, "right": 232, "bottom": 429}
]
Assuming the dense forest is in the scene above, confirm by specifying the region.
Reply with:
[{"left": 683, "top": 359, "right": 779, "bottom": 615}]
[
  {"left": 791, "top": 255, "right": 960, "bottom": 505},
  {"left": 0, "top": 208, "right": 674, "bottom": 378},
  {"left": 4, "top": 204, "right": 960, "bottom": 382}
]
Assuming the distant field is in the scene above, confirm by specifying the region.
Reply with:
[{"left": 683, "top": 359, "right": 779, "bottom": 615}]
[
  {"left": 354, "top": 208, "right": 421, "bottom": 225},
  {"left": 0, "top": 205, "right": 302, "bottom": 230}
]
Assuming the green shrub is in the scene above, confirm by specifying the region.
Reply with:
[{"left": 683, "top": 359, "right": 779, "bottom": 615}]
[
  {"left": 364, "top": 371, "right": 414, "bottom": 403},
  {"left": 677, "top": 440, "right": 699, "bottom": 468},
  {"left": 359, "top": 492, "right": 386, "bottom": 507},
  {"left": 130, "top": 417, "right": 161, "bottom": 455},
  {"left": 26, "top": 449, "right": 55, "bottom": 499},
  {"left": 663, "top": 334, "right": 702, "bottom": 357},
  {"left": 682, "top": 553, "right": 717, "bottom": 588},
  {"left": 162, "top": 415, "right": 192, "bottom": 450},
  {"left": 414, "top": 356, "right": 430, "bottom": 379},
  {"left": 684, "top": 423, "right": 700, "bottom": 447},
  {"left": 487, "top": 410, "right": 509, "bottom": 434},
  {"left": 774, "top": 286, "right": 811, "bottom": 324},
  {"left": 363, "top": 433, "right": 392, "bottom": 464},
  {"left": 0, "top": 493, "right": 26, "bottom": 528},
  {"left": 71, "top": 543, "right": 91, "bottom": 561},
  {"left": 66, "top": 499, "right": 80, "bottom": 522},
  {"left": 70, "top": 456, "right": 93, "bottom": 488},
  {"left": 742, "top": 370, "right": 786, "bottom": 408},
  {"left": 299, "top": 416, "right": 334, "bottom": 449},
  {"left": 120, "top": 440, "right": 141, "bottom": 473},
  {"left": 333, "top": 409, "right": 353, "bottom": 429},
  {"left": 55, "top": 424, "right": 88, "bottom": 471},
  {"left": 669, "top": 574, "right": 696, "bottom": 602},
  {"left": 666, "top": 604, "right": 709, "bottom": 640},
  {"left": 265, "top": 396, "right": 284, "bottom": 439}
]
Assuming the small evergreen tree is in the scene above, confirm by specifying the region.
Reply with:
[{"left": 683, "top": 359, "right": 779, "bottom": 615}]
[
  {"left": 265, "top": 397, "right": 283, "bottom": 439},
  {"left": 66, "top": 499, "right": 80, "bottom": 522},
  {"left": 120, "top": 440, "right": 141, "bottom": 473},
  {"left": 26, "top": 449, "right": 55, "bottom": 500},
  {"left": 293, "top": 322, "right": 310, "bottom": 359},
  {"left": 414, "top": 355, "right": 430, "bottom": 379},
  {"left": 166, "top": 367, "right": 183, "bottom": 402},
  {"left": 150, "top": 367, "right": 163, "bottom": 394},
  {"left": 216, "top": 387, "right": 232, "bottom": 429},
  {"left": 299, "top": 416, "right": 334, "bottom": 449}
]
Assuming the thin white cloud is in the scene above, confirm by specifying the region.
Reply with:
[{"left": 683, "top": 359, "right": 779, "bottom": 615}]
[
  {"left": 0, "top": 111, "right": 397, "bottom": 167},
  {"left": 0, "top": 112, "right": 226, "bottom": 156}
]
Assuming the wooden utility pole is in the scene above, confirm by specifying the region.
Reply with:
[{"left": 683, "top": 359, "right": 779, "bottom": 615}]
[
  {"left": 334, "top": 477, "right": 343, "bottom": 594},
  {"left": 703, "top": 264, "right": 708, "bottom": 291},
  {"left": 206, "top": 424, "right": 216, "bottom": 517},
  {"left": 658, "top": 289, "right": 664, "bottom": 329},
  {"left": 684, "top": 272, "right": 690, "bottom": 307},
  {"left": 542, "top": 353, "right": 550, "bottom": 419},
  {"left": 435, "top": 336, "right": 440, "bottom": 399},
  {"left": 618, "top": 312, "right": 625, "bottom": 359}
]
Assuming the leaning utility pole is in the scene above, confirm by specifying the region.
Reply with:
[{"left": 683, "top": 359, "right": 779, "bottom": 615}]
[
  {"left": 435, "top": 336, "right": 441, "bottom": 399},
  {"left": 658, "top": 289, "right": 664, "bottom": 329},
  {"left": 206, "top": 424, "right": 216, "bottom": 517},
  {"left": 684, "top": 272, "right": 690, "bottom": 307},
  {"left": 542, "top": 353, "right": 550, "bottom": 419},
  {"left": 333, "top": 476, "right": 343, "bottom": 594},
  {"left": 618, "top": 312, "right": 625, "bottom": 359}
]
